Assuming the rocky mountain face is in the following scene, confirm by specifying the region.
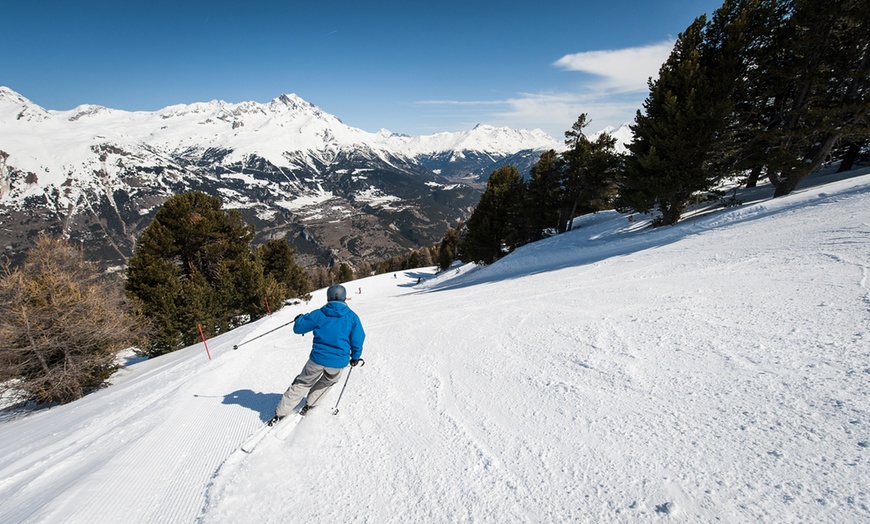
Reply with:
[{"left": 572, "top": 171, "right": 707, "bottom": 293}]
[{"left": 0, "top": 87, "right": 562, "bottom": 271}]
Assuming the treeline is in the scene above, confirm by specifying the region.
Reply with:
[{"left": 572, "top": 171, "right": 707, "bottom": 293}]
[
  {"left": 307, "top": 245, "right": 440, "bottom": 288},
  {"left": 449, "top": 114, "right": 622, "bottom": 265},
  {"left": 451, "top": 0, "right": 868, "bottom": 264},
  {"left": 623, "top": 0, "right": 867, "bottom": 224}
]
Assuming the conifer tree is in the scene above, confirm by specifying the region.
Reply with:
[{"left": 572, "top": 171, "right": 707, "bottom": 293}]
[
  {"left": 125, "top": 192, "right": 263, "bottom": 354},
  {"left": 459, "top": 166, "right": 527, "bottom": 264},
  {"left": 749, "top": 0, "right": 869, "bottom": 196},
  {"left": 438, "top": 224, "right": 462, "bottom": 271},
  {"left": 560, "top": 115, "right": 622, "bottom": 230},
  {"left": 621, "top": 16, "right": 731, "bottom": 225},
  {"left": 526, "top": 150, "right": 563, "bottom": 238},
  {"left": 0, "top": 235, "right": 150, "bottom": 404},
  {"left": 336, "top": 263, "right": 355, "bottom": 283},
  {"left": 257, "top": 239, "right": 311, "bottom": 300}
]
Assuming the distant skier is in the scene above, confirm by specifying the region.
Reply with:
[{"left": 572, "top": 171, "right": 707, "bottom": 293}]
[{"left": 269, "top": 284, "right": 365, "bottom": 424}]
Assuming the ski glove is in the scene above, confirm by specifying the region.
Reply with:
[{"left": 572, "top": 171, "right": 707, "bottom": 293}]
[{"left": 350, "top": 358, "right": 365, "bottom": 367}]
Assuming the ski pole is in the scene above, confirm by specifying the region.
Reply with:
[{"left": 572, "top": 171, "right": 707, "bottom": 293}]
[
  {"left": 233, "top": 318, "right": 296, "bottom": 350},
  {"left": 332, "top": 359, "right": 364, "bottom": 415}
]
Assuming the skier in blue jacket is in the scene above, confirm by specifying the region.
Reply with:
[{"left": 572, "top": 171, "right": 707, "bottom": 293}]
[{"left": 270, "top": 284, "right": 365, "bottom": 423}]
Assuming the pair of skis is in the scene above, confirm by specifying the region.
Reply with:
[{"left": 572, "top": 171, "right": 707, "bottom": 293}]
[
  {"left": 240, "top": 412, "right": 303, "bottom": 453},
  {"left": 240, "top": 361, "right": 363, "bottom": 453}
]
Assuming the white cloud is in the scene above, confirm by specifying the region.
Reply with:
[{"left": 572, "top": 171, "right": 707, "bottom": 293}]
[
  {"left": 414, "top": 92, "right": 643, "bottom": 139},
  {"left": 554, "top": 41, "right": 675, "bottom": 93},
  {"left": 410, "top": 42, "right": 675, "bottom": 138},
  {"left": 491, "top": 92, "right": 643, "bottom": 138}
]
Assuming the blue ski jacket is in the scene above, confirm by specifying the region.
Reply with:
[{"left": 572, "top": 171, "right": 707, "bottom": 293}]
[{"left": 293, "top": 301, "right": 365, "bottom": 368}]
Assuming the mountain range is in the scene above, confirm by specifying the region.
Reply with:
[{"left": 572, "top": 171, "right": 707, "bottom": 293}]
[{"left": 0, "top": 86, "right": 630, "bottom": 270}]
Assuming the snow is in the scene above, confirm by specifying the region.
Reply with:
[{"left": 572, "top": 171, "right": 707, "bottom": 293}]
[
  {"left": 1, "top": 169, "right": 869, "bottom": 523},
  {"left": 353, "top": 186, "right": 404, "bottom": 209},
  {"left": 0, "top": 88, "right": 561, "bottom": 191},
  {"left": 273, "top": 189, "right": 335, "bottom": 212}
]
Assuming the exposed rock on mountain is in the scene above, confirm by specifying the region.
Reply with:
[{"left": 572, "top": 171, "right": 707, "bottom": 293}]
[{"left": 0, "top": 87, "right": 561, "bottom": 269}]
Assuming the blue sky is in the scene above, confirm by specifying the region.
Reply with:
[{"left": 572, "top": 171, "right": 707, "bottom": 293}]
[{"left": 3, "top": 0, "right": 724, "bottom": 138}]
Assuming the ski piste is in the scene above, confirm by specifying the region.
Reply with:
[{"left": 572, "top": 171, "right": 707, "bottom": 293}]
[{"left": 240, "top": 413, "right": 303, "bottom": 453}]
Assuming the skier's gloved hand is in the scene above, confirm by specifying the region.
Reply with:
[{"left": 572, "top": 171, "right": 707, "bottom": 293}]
[
  {"left": 350, "top": 358, "right": 365, "bottom": 367},
  {"left": 293, "top": 314, "right": 301, "bottom": 322}
]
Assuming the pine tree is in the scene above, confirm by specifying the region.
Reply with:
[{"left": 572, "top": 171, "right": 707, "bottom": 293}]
[
  {"left": 621, "top": 16, "right": 731, "bottom": 225},
  {"left": 766, "top": 0, "right": 869, "bottom": 195},
  {"left": 438, "top": 225, "right": 462, "bottom": 271},
  {"left": 125, "top": 192, "right": 262, "bottom": 354},
  {"left": 560, "top": 115, "right": 622, "bottom": 230},
  {"left": 723, "top": 0, "right": 869, "bottom": 196},
  {"left": 336, "top": 263, "right": 355, "bottom": 283},
  {"left": 526, "top": 150, "right": 563, "bottom": 238},
  {"left": 257, "top": 239, "right": 312, "bottom": 300},
  {"left": 459, "top": 166, "right": 527, "bottom": 264}
]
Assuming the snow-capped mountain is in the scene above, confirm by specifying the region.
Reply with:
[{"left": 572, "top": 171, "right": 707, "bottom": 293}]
[
  {"left": 592, "top": 124, "right": 634, "bottom": 154},
  {"left": 0, "top": 87, "right": 564, "bottom": 269}
]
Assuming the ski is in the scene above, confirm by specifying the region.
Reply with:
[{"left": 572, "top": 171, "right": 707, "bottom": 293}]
[
  {"left": 240, "top": 423, "right": 272, "bottom": 453},
  {"left": 240, "top": 413, "right": 301, "bottom": 453},
  {"left": 273, "top": 412, "right": 303, "bottom": 440}
]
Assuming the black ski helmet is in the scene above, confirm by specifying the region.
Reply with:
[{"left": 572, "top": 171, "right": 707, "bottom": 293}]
[{"left": 326, "top": 284, "right": 347, "bottom": 302}]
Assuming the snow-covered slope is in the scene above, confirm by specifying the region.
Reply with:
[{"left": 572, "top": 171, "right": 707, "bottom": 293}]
[
  {"left": 1, "top": 168, "right": 867, "bottom": 523},
  {"left": 592, "top": 123, "right": 634, "bottom": 154}
]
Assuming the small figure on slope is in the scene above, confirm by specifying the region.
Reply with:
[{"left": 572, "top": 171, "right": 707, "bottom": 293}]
[{"left": 269, "top": 284, "right": 365, "bottom": 424}]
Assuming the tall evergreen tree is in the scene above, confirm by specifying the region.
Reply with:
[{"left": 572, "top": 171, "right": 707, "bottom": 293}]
[
  {"left": 621, "top": 16, "right": 731, "bottom": 225},
  {"left": 125, "top": 192, "right": 264, "bottom": 354},
  {"left": 459, "top": 166, "right": 527, "bottom": 264},
  {"left": 257, "top": 239, "right": 311, "bottom": 300},
  {"left": 724, "top": 0, "right": 869, "bottom": 196},
  {"left": 438, "top": 224, "right": 462, "bottom": 271},
  {"left": 700, "top": 0, "right": 774, "bottom": 181},
  {"left": 526, "top": 150, "right": 564, "bottom": 238},
  {"left": 335, "top": 262, "right": 355, "bottom": 283},
  {"left": 560, "top": 115, "right": 622, "bottom": 231}
]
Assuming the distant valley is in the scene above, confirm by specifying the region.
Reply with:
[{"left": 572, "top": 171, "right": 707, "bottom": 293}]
[{"left": 0, "top": 87, "right": 629, "bottom": 270}]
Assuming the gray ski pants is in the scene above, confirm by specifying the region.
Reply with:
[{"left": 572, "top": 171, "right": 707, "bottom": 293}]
[{"left": 275, "top": 359, "right": 344, "bottom": 417}]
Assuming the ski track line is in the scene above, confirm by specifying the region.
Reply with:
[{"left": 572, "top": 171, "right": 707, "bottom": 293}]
[
  {"left": 3, "top": 321, "right": 293, "bottom": 524},
  {"left": 0, "top": 350, "right": 213, "bottom": 521},
  {"left": 33, "top": 356, "right": 244, "bottom": 523},
  {"left": 196, "top": 320, "right": 312, "bottom": 523}
]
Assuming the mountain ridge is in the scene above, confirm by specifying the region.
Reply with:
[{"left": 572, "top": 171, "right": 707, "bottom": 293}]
[{"left": 0, "top": 86, "right": 628, "bottom": 270}]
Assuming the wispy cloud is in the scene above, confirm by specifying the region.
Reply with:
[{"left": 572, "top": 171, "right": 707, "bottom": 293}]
[
  {"left": 554, "top": 41, "right": 674, "bottom": 93},
  {"left": 494, "top": 92, "right": 642, "bottom": 135},
  {"left": 413, "top": 42, "right": 675, "bottom": 137},
  {"left": 413, "top": 93, "right": 641, "bottom": 138}
]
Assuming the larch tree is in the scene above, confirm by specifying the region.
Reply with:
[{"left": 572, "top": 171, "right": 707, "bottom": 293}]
[{"left": 0, "top": 235, "right": 150, "bottom": 404}]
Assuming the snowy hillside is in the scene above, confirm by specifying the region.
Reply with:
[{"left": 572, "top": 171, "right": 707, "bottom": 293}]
[
  {"left": 0, "top": 86, "right": 560, "bottom": 193},
  {"left": 0, "top": 86, "right": 564, "bottom": 270},
  {"left": 0, "top": 168, "right": 867, "bottom": 523}
]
